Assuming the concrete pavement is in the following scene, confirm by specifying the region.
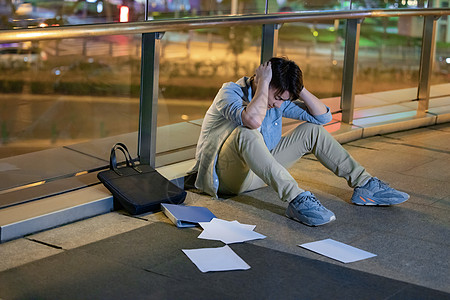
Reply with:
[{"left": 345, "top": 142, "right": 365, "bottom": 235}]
[{"left": 0, "top": 123, "right": 449, "bottom": 299}]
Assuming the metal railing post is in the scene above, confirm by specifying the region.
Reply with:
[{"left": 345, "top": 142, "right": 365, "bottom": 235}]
[
  {"left": 138, "top": 32, "right": 164, "bottom": 167},
  {"left": 417, "top": 15, "right": 439, "bottom": 116},
  {"left": 260, "top": 23, "right": 281, "bottom": 64},
  {"left": 341, "top": 18, "right": 362, "bottom": 124}
]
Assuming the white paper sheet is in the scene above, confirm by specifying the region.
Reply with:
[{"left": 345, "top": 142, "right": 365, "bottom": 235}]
[
  {"left": 198, "top": 218, "right": 265, "bottom": 244},
  {"left": 200, "top": 219, "right": 256, "bottom": 231},
  {"left": 299, "top": 239, "right": 377, "bottom": 263},
  {"left": 182, "top": 245, "right": 251, "bottom": 273}
]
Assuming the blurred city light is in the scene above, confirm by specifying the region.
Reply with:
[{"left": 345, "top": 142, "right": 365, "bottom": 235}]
[{"left": 120, "top": 6, "right": 129, "bottom": 22}]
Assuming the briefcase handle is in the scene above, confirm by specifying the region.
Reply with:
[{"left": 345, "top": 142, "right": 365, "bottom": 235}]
[{"left": 110, "top": 143, "right": 142, "bottom": 176}]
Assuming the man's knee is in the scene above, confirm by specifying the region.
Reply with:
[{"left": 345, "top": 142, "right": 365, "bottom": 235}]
[
  {"left": 232, "top": 126, "right": 263, "bottom": 142},
  {"left": 293, "top": 122, "right": 327, "bottom": 137}
]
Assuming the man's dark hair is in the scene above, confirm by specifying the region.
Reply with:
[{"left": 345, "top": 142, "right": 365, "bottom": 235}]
[{"left": 269, "top": 57, "right": 303, "bottom": 100}]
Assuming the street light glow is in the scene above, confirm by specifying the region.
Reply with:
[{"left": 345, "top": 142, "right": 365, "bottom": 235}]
[{"left": 120, "top": 6, "right": 129, "bottom": 23}]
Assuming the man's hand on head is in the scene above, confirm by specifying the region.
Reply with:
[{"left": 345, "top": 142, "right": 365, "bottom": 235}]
[
  {"left": 255, "top": 61, "right": 272, "bottom": 86},
  {"left": 242, "top": 61, "right": 273, "bottom": 129}
]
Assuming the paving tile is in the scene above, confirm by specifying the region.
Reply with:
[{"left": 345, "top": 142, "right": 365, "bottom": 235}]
[
  {"left": 135, "top": 210, "right": 172, "bottom": 223},
  {"left": 384, "top": 124, "right": 449, "bottom": 142},
  {"left": 402, "top": 157, "right": 450, "bottom": 182},
  {"left": 430, "top": 83, "right": 450, "bottom": 98},
  {"left": 354, "top": 104, "right": 414, "bottom": 119},
  {"left": 432, "top": 123, "right": 450, "bottom": 132},
  {"left": 0, "top": 238, "right": 62, "bottom": 272},
  {"left": 390, "top": 284, "right": 450, "bottom": 300},
  {"left": 364, "top": 169, "right": 449, "bottom": 204},
  {"left": 353, "top": 111, "right": 429, "bottom": 128},
  {"left": 363, "top": 87, "right": 418, "bottom": 103},
  {"left": 347, "top": 132, "right": 450, "bottom": 161},
  {"left": 332, "top": 199, "right": 450, "bottom": 245},
  {"left": 431, "top": 196, "right": 450, "bottom": 211},
  {"left": 0, "top": 248, "right": 225, "bottom": 300},
  {"left": 28, "top": 212, "right": 148, "bottom": 250},
  {"left": 343, "top": 143, "right": 436, "bottom": 174},
  {"left": 344, "top": 232, "right": 450, "bottom": 293},
  {"left": 353, "top": 94, "right": 393, "bottom": 108},
  {"left": 428, "top": 95, "right": 450, "bottom": 108},
  {"left": 385, "top": 128, "right": 450, "bottom": 152}
]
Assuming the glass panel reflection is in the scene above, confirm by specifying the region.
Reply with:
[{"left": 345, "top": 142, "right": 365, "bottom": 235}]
[
  {"left": 433, "top": 14, "right": 450, "bottom": 86},
  {"left": 0, "top": 35, "right": 141, "bottom": 160},
  {"left": 355, "top": 16, "right": 423, "bottom": 97},
  {"left": 155, "top": 26, "right": 261, "bottom": 167},
  {"left": 277, "top": 21, "right": 344, "bottom": 100}
]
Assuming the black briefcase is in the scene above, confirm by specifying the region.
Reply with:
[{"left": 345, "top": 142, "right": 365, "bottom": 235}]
[{"left": 97, "top": 143, "right": 186, "bottom": 215}]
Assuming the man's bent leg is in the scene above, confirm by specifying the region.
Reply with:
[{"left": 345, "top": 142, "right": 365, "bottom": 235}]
[
  {"left": 217, "top": 127, "right": 303, "bottom": 202},
  {"left": 271, "top": 122, "right": 371, "bottom": 188}
]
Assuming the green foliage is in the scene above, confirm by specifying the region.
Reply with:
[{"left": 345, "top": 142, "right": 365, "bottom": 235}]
[
  {"left": 279, "top": 23, "right": 343, "bottom": 44},
  {"left": 218, "top": 26, "right": 261, "bottom": 56},
  {"left": 0, "top": 80, "right": 24, "bottom": 93}
]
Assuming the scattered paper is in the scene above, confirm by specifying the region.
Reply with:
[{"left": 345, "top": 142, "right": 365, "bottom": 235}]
[
  {"left": 182, "top": 245, "right": 251, "bottom": 273},
  {"left": 299, "top": 239, "right": 376, "bottom": 263},
  {"left": 198, "top": 218, "right": 265, "bottom": 244}
]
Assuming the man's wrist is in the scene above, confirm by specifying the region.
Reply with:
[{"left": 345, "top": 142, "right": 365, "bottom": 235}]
[{"left": 299, "top": 86, "right": 306, "bottom": 98}]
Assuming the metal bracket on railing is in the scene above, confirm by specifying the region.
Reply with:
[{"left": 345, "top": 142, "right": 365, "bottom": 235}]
[
  {"left": 417, "top": 15, "right": 440, "bottom": 116},
  {"left": 261, "top": 23, "right": 282, "bottom": 63},
  {"left": 341, "top": 18, "right": 363, "bottom": 124},
  {"left": 155, "top": 32, "right": 165, "bottom": 40},
  {"left": 138, "top": 32, "right": 164, "bottom": 167}
]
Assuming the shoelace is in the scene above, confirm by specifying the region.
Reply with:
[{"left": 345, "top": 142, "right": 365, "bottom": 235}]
[
  {"left": 293, "top": 194, "right": 323, "bottom": 209},
  {"left": 372, "top": 178, "right": 391, "bottom": 190}
]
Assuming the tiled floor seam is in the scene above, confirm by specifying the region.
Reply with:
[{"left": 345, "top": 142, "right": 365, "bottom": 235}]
[
  {"left": 345, "top": 144, "right": 379, "bottom": 150},
  {"left": 25, "top": 238, "right": 65, "bottom": 250},
  {"left": 383, "top": 285, "right": 410, "bottom": 300},
  {"left": 375, "top": 139, "right": 450, "bottom": 154},
  {"left": 362, "top": 228, "right": 450, "bottom": 248}
]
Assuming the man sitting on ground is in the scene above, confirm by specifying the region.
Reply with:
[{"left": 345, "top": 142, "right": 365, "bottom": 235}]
[{"left": 190, "top": 57, "right": 409, "bottom": 226}]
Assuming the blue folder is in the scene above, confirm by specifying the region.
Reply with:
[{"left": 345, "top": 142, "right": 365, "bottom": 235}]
[{"left": 161, "top": 203, "right": 216, "bottom": 228}]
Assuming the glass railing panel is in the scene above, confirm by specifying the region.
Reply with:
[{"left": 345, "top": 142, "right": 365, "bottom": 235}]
[
  {"left": 277, "top": 21, "right": 345, "bottom": 103},
  {"left": 432, "top": 14, "right": 450, "bottom": 89},
  {"left": 354, "top": 16, "right": 423, "bottom": 102},
  {"left": 155, "top": 26, "right": 262, "bottom": 167},
  {"left": 0, "top": 35, "right": 141, "bottom": 163}
]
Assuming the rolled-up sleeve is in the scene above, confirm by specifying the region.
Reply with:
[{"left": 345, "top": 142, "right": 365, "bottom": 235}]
[
  {"left": 214, "top": 83, "right": 246, "bottom": 126},
  {"left": 282, "top": 100, "right": 332, "bottom": 125}
]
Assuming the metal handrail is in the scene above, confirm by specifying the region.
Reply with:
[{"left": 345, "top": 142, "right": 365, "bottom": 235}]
[{"left": 1, "top": 8, "right": 449, "bottom": 43}]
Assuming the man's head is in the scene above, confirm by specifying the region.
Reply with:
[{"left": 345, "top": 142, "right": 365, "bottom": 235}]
[{"left": 268, "top": 57, "right": 303, "bottom": 102}]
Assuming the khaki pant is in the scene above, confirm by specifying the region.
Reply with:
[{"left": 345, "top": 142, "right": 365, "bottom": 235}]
[{"left": 216, "top": 122, "right": 371, "bottom": 202}]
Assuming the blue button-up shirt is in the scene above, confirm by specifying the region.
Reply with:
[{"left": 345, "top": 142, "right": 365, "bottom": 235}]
[{"left": 192, "top": 77, "right": 332, "bottom": 197}]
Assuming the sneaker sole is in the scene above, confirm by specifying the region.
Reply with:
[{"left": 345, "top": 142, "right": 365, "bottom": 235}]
[
  {"left": 352, "top": 195, "right": 409, "bottom": 206},
  {"left": 285, "top": 213, "right": 336, "bottom": 227}
]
